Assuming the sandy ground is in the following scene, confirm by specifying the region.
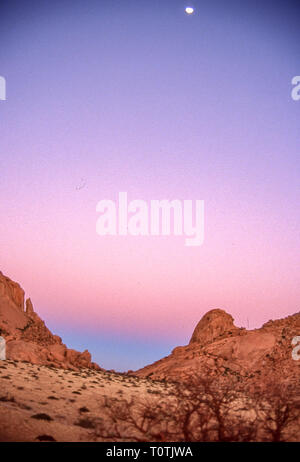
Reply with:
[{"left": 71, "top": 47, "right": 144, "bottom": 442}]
[{"left": 0, "top": 360, "right": 171, "bottom": 442}]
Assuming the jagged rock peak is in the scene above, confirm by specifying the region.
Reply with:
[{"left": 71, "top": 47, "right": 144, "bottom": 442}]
[
  {"left": 25, "top": 298, "right": 34, "bottom": 314},
  {"left": 0, "top": 270, "right": 101, "bottom": 371},
  {"left": 0, "top": 271, "right": 25, "bottom": 311}
]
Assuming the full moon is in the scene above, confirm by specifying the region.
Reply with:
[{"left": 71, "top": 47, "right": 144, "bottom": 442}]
[{"left": 185, "top": 7, "right": 194, "bottom": 14}]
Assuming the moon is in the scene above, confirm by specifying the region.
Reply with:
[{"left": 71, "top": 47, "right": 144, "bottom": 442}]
[{"left": 185, "top": 7, "right": 194, "bottom": 14}]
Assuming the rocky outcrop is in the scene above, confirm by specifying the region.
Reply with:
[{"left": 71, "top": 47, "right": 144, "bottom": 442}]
[
  {"left": 0, "top": 272, "right": 24, "bottom": 311},
  {"left": 0, "top": 271, "right": 101, "bottom": 371},
  {"left": 134, "top": 308, "right": 300, "bottom": 386},
  {"left": 189, "top": 309, "right": 240, "bottom": 345}
]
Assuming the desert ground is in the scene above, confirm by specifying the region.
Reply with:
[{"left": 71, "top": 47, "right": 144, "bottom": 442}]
[{"left": 0, "top": 360, "right": 173, "bottom": 442}]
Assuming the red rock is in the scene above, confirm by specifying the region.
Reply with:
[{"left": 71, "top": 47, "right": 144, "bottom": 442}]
[
  {"left": 25, "top": 298, "right": 34, "bottom": 315},
  {"left": 134, "top": 309, "right": 300, "bottom": 386},
  {"left": 189, "top": 309, "right": 238, "bottom": 345},
  {"left": 0, "top": 271, "right": 24, "bottom": 311},
  {"left": 0, "top": 271, "right": 101, "bottom": 371}
]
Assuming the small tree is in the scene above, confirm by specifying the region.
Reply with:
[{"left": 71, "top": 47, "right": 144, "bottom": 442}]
[
  {"left": 93, "top": 372, "right": 260, "bottom": 442},
  {"left": 253, "top": 381, "right": 300, "bottom": 442}
]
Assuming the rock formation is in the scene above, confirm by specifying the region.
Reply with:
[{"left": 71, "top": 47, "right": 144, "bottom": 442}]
[
  {"left": 1, "top": 269, "right": 299, "bottom": 386},
  {"left": 189, "top": 309, "right": 238, "bottom": 345},
  {"left": 0, "top": 271, "right": 101, "bottom": 371},
  {"left": 134, "top": 308, "right": 300, "bottom": 386}
]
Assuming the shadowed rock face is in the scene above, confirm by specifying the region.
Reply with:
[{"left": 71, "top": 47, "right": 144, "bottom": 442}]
[{"left": 0, "top": 271, "right": 101, "bottom": 371}]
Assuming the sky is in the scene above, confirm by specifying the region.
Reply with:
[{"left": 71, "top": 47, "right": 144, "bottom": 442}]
[{"left": 0, "top": 0, "right": 299, "bottom": 371}]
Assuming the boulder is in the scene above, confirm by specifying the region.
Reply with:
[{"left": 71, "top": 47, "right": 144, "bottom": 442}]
[{"left": 189, "top": 309, "right": 237, "bottom": 345}]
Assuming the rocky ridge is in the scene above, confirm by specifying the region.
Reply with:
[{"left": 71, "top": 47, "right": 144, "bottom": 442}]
[
  {"left": 134, "top": 308, "right": 300, "bottom": 386},
  {"left": 0, "top": 271, "right": 100, "bottom": 371}
]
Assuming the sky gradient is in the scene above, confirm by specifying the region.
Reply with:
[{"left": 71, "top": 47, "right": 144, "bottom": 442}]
[{"left": 1, "top": 0, "right": 300, "bottom": 370}]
